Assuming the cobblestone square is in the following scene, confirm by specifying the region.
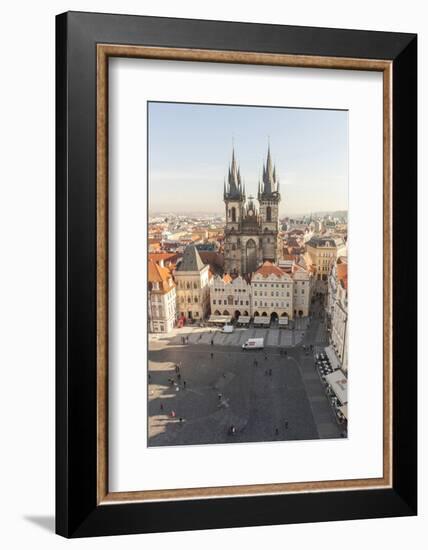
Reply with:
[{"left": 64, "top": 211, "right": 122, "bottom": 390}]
[{"left": 148, "top": 313, "right": 343, "bottom": 446}]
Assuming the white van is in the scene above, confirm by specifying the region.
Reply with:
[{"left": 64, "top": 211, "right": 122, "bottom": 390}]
[
  {"left": 222, "top": 324, "right": 234, "bottom": 333},
  {"left": 242, "top": 338, "right": 264, "bottom": 350}
]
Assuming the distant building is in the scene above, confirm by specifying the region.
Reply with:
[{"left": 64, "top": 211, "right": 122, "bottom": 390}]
[
  {"left": 305, "top": 236, "right": 338, "bottom": 293},
  {"left": 148, "top": 252, "right": 181, "bottom": 269},
  {"left": 175, "top": 245, "right": 211, "bottom": 321},
  {"left": 148, "top": 260, "right": 176, "bottom": 333}
]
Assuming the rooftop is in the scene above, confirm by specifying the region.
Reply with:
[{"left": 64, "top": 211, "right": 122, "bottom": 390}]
[{"left": 177, "top": 244, "right": 205, "bottom": 272}]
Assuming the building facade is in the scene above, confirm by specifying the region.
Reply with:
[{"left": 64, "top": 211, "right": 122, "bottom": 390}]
[
  {"left": 148, "top": 260, "right": 177, "bottom": 333},
  {"left": 210, "top": 274, "right": 252, "bottom": 317},
  {"left": 223, "top": 147, "right": 281, "bottom": 275},
  {"left": 251, "top": 262, "right": 294, "bottom": 320},
  {"left": 175, "top": 244, "right": 211, "bottom": 320},
  {"left": 305, "top": 236, "right": 338, "bottom": 294},
  {"left": 328, "top": 258, "right": 348, "bottom": 372},
  {"left": 292, "top": 265, "right": 312, "bottom": 317}
]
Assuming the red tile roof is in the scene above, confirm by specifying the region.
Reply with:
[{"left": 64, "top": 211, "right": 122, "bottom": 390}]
[
  {"left": 148, "top": 252, "right": 179, "bottom": 264},
  {"left": 255, "top": 261, "right": 286, "bottom": 278},
  {"left": 337, "top": 262, "right": 348, "bottom": 290},
  {"left": 148, "top": 260, "right": 175, "bottom": 293}
]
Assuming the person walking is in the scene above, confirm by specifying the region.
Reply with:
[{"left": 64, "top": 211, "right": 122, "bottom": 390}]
[
  {"left": 183, "top": 380, "right": 186, "bottom": 389},
  {"left": 160, "top": 403, "right": 164, "bottom": 411},
  {"left": 211, "top": 352, "right": 214, "bottom": 359}
]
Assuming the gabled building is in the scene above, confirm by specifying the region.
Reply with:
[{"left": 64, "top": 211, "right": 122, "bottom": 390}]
[
  {"left": 210, "top": 274, "right": 252, "bottom": 317},
  {"left": 175, "top": 244, "right": 211, "bottom": 321}
]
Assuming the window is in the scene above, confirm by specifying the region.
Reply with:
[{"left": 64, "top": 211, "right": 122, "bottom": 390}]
[
  {"left": 266, "top": 206, "right": 272, "bottom": 222},
  {"left": 231, "top": 207, "right": 236, "bottom": 222},
  {"left": 213, "top": 299, "right": 216, "bottom": 305}
]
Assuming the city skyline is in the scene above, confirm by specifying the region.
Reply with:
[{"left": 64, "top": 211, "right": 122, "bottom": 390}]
[{"left": 148, "top": 102, "right": 348, "bottom": 215}]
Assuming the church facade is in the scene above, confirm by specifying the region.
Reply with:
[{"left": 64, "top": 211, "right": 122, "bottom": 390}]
[{"left": 223, "top": 147, "right": 281, "bottom": 275}]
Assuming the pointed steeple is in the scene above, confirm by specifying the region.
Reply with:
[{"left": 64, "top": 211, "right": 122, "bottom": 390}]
[
  {"left": 260, "top": 143, "right": 279, "bottom": 197},
  {"left": 224, "top": 145, "right": 245, "bottom": 201}
]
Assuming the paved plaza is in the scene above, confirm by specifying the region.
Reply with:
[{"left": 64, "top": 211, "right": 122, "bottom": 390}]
[{"left": 148, "top": 306, "right": 343, "bottom": 446}]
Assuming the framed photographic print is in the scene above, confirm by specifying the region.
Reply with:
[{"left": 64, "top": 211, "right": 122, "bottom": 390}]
[{"left": 56, "top": 11, "right": 417, "bottom": 538}]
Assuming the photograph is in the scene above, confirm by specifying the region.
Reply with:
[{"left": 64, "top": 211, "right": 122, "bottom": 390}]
[{"left": 147, "top": 101, "right": 349, "bottom": 447}]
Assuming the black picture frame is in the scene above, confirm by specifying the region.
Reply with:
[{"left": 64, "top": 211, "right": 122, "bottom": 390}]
[{"left": 56, "top": 11, "right": 417, "bottom": 538}]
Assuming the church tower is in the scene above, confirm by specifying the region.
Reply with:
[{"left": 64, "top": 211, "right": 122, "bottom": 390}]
[
  {"left": 258, "top": 145, "right": 281, "bottom": 263},
  {"left": 224, "top": 148, "right": 245, "bottom": 274}
]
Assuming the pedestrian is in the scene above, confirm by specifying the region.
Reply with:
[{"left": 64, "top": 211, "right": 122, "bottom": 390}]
[
  {"left": 269, "top": 368, "right": 272, "bottom": 376},
  {"left": 285, "top": 421, "right": 289, "bottom": 429},
  {"left": 179, "top": 417, "right": 183, "bottom": 423},
  {"left": 275, "top": 428, "right": 279, "bottom": 436},
  {"left": 211, "top": 352, "right": 214, "bottom": 359},
  {"left": 160, "top": 403, "right": 164, "bottom": 411},
  {"left": 211, "top": 340, "right": 214, "bottom": 346},
  {"left": 170, "top": 410, "right": 176, "bottom": 418},
  {"left": 177, "top": 373, "right": 181, "bottom": 380},
  {"left": 183, "top": 380, "right": 186, "bottom": 388}
]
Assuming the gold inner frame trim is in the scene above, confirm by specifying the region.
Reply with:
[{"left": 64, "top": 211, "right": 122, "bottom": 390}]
[{"left": 96, "top": 44, "right": 393, "bottom": 504}]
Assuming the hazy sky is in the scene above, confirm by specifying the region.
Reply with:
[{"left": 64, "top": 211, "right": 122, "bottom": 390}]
[{"left": 148, "top": 102, "right": 348, "bottom": 216}]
